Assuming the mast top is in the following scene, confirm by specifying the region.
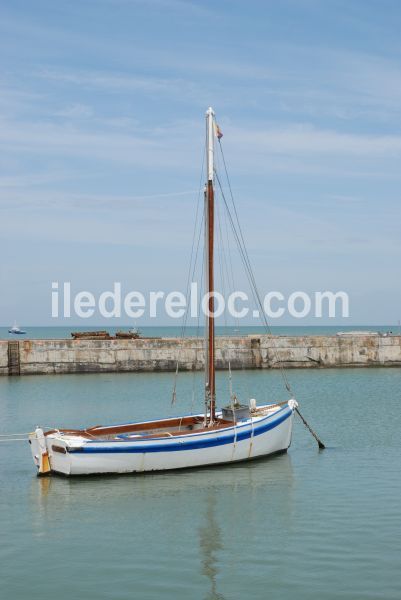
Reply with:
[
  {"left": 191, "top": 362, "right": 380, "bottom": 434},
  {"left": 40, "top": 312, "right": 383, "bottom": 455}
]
[{"left": 206, "top": 107, "right": 215, "bottom": 182}]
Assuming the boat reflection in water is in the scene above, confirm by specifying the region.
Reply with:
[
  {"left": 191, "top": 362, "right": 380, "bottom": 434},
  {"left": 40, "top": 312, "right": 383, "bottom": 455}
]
[
  {"left": 31, "top": 454, "right": 294, "bottom": 597},
  {"left": 199, "top": 489, "right": 225, "bottom": 600}
]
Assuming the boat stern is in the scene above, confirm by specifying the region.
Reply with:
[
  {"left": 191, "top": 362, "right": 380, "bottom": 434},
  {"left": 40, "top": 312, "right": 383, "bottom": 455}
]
[
  {"left": 29, "top": 428, "right": 75, "bottom": 476},
  {"left": 29, "top": 428, "right": 52, "bottom": 475}
]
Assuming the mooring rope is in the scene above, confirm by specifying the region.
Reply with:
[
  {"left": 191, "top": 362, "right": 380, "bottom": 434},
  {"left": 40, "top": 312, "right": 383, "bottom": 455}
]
[
  {"left": 0, "top": 430, "right": 34, "bottom": 442},
  {"left": 0, "top": 432, "right": 32, "bottom": 437}
]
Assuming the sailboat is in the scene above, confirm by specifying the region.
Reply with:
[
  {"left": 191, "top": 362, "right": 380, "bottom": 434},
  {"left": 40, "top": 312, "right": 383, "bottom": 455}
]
[
  {"left": 29, "top": 107, "right": 299, "bottom": 476},
  {"left": 9, "top": 321, "right": 26, "bottom": 335}
]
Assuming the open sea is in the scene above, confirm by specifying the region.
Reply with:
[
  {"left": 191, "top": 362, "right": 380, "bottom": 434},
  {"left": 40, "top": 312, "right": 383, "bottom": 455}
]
[
  {"left": 0, "top": 324, "right": 399, "bottom": 339},
  {"left": 0, "top": 358, "right": 400, "bottom": 599}
]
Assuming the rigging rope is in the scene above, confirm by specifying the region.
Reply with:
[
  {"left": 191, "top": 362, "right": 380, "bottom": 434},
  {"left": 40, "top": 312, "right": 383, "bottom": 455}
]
[
  {"left": 215, "top": 183, "right": 233, "bottom": 402},
  {"left": 171, "top": 123, "right": 296, "bottom": 412},
  {"left": 216, "top": 140, "right": 295, "bottom": 397}
]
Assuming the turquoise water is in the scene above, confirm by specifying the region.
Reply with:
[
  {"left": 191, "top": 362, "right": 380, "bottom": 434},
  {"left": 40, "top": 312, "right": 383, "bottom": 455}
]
[
  {"left": 1, "top": 324, "right": 399, "bottom": 339},
  {"left": 0, "top": 368, "right": 400, "bottom": 599}
]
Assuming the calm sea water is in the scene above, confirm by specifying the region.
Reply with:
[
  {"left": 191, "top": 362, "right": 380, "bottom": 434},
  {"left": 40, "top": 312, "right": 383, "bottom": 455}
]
[
  {"left": 0, "top": 368, "right": 400, "bottom": 599},
  {"left": 0, "top": 324, "right": 399, "bottom": 339}
]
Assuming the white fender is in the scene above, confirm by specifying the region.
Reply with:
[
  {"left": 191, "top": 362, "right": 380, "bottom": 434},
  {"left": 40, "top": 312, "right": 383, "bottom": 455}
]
[
  {"left": 35, "top": 428, "right": 51, "bottom": 474},
  {"left": 249, "top": 398, "right": 257, "bottom": 412}
]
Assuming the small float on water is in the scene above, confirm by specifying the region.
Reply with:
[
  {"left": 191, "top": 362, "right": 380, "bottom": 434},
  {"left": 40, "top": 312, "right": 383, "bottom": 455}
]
[{"left": 29, "top": 107, "right": 324, "bottom": 476}]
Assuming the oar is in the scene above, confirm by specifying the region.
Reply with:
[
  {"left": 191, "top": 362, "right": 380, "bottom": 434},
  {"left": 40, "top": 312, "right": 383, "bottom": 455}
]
[{"left": 295, "top": 407, "right": 325, "bottom": 450}]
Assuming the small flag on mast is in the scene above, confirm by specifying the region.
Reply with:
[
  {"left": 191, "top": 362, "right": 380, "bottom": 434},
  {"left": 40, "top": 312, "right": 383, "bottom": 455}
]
[{"left": 214, "top": 122, "right": 223, "bottom": 139}]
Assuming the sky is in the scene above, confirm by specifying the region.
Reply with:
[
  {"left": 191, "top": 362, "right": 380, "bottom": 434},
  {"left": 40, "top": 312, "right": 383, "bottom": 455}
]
[{"left": 0, "top": 0, "right": 401, "bottom": 326}]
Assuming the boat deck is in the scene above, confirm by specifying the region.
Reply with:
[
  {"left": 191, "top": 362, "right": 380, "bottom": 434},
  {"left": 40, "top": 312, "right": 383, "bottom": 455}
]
[
  {"left": 44, "top": 415, "right": 238, "bottom": 442},
  {"left": 43, "top": 405, "right": 284, "bottom": 443}
]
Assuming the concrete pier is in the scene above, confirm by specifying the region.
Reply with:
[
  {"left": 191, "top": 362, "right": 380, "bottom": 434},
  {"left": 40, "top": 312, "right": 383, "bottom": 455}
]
[{"left": 1, "top": 334, "right": 401, "bottom": 376}]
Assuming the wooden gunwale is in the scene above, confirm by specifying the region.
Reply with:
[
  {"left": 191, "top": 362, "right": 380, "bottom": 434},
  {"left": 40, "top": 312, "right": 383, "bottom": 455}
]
[{"left": 44, "top": 416, "right": 236, "bottom": 441}]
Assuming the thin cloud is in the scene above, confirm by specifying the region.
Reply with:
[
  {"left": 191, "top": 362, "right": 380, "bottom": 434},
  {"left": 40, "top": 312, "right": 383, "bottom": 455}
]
[
  {"left": 55, "top": 103, "right": 94, "bottom": 119},
  {"left": 96, "top": 0, "right": 215, "bottom": 18},
  {"left": 0, "top": 188, "right": 200, "bottom": 211},
  {"left": 229, "top": 123, "right": 401, "bottom": 157},
  {"left": 38, "top": 68, "right": 187, "bottom": 94},
  {"left": 1, "top": 113, "right": 401, "bottom": 179}
]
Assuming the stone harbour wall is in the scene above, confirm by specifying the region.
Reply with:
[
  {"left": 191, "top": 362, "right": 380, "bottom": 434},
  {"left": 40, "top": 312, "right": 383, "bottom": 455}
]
[{"left": 1, "top": 334, "right": 401, "bottom": 376}]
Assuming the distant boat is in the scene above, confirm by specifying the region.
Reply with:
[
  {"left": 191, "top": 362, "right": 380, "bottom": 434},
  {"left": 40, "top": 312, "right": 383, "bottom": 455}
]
[
  {"left": 336, "top": 331, "right": 379, "bottom": 337},
  {"left": 8, "top": 321, "right": 26, "bottom": 335},
  {"left": 71, "top": 330, "right": 111, "bottom": 339},
  {"left": 115, "top": 328, "right": 140, "bottom": 339}
]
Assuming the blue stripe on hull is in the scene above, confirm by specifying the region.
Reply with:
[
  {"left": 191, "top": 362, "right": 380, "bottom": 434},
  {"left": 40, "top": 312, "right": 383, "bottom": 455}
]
[{"left": 72, "top": 409, "right": 292, "bottom": 454}]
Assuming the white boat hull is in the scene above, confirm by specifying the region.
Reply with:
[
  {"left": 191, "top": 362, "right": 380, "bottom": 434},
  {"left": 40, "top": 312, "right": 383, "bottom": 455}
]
[{"left": 29, "top": 403, "right": 296, "bottom": 476}]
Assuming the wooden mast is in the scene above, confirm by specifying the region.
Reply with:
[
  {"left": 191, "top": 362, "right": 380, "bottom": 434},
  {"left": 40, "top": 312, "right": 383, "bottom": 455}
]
[{"left": 205, "top": 107, "right": 216, "bottom": 424}]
